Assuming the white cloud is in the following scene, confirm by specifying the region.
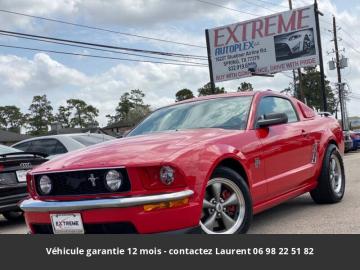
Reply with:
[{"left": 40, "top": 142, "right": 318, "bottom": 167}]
[
  {"left": 0, "top": 0, "right": 360, "bottom": 127},
  {"left": 0, "top": 53, "right": 210, "bottom": 125}
]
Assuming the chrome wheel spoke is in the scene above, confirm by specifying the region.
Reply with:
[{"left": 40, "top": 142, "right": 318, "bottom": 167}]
[
  {"left": 331, "top": 159, "right": 336, "bottom": 171},
  {"left": 222, "top": 193, "right": 239, "bottom": 207},
  {"left": 221, "top": 212, "right": 236, "bottom": 229},
  {"left": 200, "top": 177, "right": 246, "bottom": 234},
  {"left": 203, "top": 199, "right": 214, "bottom": 209},
  {"left": 212, "top": 183, "right": 222, "bottom": 202},
  {"left": 203, "top": 212, "right": 217, "bottom": 230}
]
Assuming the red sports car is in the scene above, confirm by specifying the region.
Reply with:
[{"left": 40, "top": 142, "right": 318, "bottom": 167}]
[{"left": 20, "top": 91, "right": 345, "bottom": 234}]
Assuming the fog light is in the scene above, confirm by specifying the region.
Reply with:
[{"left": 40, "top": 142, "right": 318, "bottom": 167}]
[
  {"left": 160, "top": 166, "right": 175, "bottom": 185},
  {"left": 39, "top": 175, "right": 52, "bottom": 195},
  {"left": 105, "top": 170, "right": 123, "bottom": 191}
]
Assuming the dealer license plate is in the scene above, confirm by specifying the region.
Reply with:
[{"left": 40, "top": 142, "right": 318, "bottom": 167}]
[
  {"left": 50, "top": 213, "right": 85, "bottom": 234},
  {"left": 16, "top": 170, "right": 28, "bottom": 183}
]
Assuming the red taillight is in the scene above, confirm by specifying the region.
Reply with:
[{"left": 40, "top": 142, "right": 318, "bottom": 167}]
[{"left": 0, "top": 164, "right": 3, "bottom": 172}]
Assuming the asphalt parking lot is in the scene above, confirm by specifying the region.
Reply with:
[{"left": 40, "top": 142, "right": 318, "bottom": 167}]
[{"left": 1, "top": 151, "right": 359, "bottom": 234}]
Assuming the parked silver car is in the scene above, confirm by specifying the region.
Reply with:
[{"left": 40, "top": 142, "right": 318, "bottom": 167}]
[{"left": 12, "top": 133, "right": 115, "bottom": 158}]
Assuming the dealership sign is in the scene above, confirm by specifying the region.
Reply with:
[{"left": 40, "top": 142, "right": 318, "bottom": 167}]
[{"left": 206, "top": 5, "right": 319, "bottom": 82}]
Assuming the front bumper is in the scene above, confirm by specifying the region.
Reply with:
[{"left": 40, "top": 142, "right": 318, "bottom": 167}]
[{"left": 21, "top": 190, "right": 201, "bottom": 234}]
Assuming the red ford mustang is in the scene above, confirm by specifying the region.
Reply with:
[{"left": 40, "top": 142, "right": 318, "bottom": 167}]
[{"left": 20, "top": 91, "right": 345, "bottom": 234}]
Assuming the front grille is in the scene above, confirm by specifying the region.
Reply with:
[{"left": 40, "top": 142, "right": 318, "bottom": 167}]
[
  {"left": 34, "top": 168, "right": 130, "bottom": 196},
  {"left": 32, "top": 222, "right": 138, "bottom": 234}
]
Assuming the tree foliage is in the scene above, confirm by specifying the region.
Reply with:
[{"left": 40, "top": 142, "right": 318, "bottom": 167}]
[
  {"left": 237, "top": 82, "right": 254, "bottom": 92},
  {"left": 175, "top": 88, "right": 194, "bottom": 102},
  {"left": 26, "top": 95, "right": 54, "bottom": 135},
  {"left": 0, "top": 105, "right": 24, "bottom": 133},
  {"left": 56, "top": 105, "right": 71, "bottom": 128},
  {"left": 63, "top": 99, "right": 99, "bottom": 128},
  {"left": 198, "top": 82, "right": 226, "bottom": 96},
  {"left": 283, "top": 67, "right": 337, "bottom": 113},
  {"left": 106, "top": 89, "right": 151, "bottom": 125}
]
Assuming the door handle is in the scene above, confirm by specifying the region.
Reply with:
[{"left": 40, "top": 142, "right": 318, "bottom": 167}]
[{"left": 301, "top": 129, "right": 308, "bottom": 137}]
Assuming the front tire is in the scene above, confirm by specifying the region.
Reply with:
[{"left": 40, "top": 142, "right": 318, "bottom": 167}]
[
  {"left": 200, "top": 167, "right": 252, "bottom": 234},
  {"left": 310, "top": 144, "right": 345, "bottom": 204}
]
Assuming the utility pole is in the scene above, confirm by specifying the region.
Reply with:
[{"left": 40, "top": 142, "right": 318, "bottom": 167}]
[
  {"left": 205, "top": 29, "right": 216, "bottom": 94},
  {"left": 288, "top": 0, "right": 304, "bottom": 102},
  {"left": 314, "top": 0, "right": 328, "bottom": 112},
  {"left": 332, "top": 16, "right": 346, "bottom": 130}
]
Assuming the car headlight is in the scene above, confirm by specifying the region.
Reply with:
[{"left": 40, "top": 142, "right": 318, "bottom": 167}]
[
  {"left": 105, "top": 170, "right": 123, "bottom": 191},
  {"left": 39, "top": 175, "right": 52, "bottom": 195},
  {"left": 160, "top": 166, "right": 175, "bottom": 185}
]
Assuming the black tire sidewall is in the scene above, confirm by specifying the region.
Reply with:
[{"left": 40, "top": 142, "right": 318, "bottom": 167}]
[{"left": 311, "top": 144, "right": 345, "bottom": 203}]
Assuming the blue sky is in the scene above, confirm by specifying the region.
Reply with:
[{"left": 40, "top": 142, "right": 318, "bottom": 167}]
[{"left": 0, "top": 0, "right": 359, "bottom": 126}]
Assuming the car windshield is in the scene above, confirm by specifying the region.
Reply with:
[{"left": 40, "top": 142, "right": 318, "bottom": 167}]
[
  {"left": 71, "top": 134, "right": 113, "bottom": 146},
  {"left": 0, "top": 145, "right": 22, "bottom": 155},
  {"left": 129, "top": 96, "right": 253, "bottom": 136}
]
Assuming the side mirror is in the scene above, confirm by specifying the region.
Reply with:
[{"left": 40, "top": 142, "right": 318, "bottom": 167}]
[{"left": 257, "top": 113, "right": 288, "bottom": 128}]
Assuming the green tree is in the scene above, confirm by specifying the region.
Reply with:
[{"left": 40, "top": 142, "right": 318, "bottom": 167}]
[
  {"left": 237, "top": 82, "right": 254, "bottom": 92},
  {"left": 175, "top": 88, "right": 194, "bottom": 102},
  {"left": 198, "top": 82, "right": 226, "bottom": 96},
  {"left": 287, "top": 67, "right": 337, "bottom": 113},
  {"left": 0, "top": 105, "right": 24, "bottom": 133},
  {"left": 113, "top": 92, "right": 132, "bottom": 122},
  {"left": 65, "top": 99, "right": 99, "bottom": 128},
  {"left": 107, "top": 89, "right": 151, "bottom": 125},
  {"left": 55, "top": 105, "right": 72, "bottom": 128},
  {"left": 26, "top": 95, "right": 54, "bottom": 135}
]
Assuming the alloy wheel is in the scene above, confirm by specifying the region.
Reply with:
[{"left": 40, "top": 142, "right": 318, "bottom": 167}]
[
  {"left": 200, "top": 178, "right": 245, "bottom": 234},
  {"left": 329, "top": 154, "right": 343, "bottom": 195}
]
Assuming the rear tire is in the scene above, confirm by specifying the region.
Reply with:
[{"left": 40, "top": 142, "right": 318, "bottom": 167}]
[
  {"left": 2, "top": 211, "right": 24, "bottom": 221},
  {"left": 200, "top": 166, "right": 252, "bottom": 234},
  {"left": 310, "top": 144, "right": 345, "bottom": 204}
]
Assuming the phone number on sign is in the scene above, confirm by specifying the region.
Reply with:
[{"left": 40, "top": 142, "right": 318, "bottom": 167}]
[{"left": 248, "top": 247, "right": 315, "bottom": 256}]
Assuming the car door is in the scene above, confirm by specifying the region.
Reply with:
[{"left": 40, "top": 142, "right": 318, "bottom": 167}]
[{"left": 255, "top": 96, "right": 315, "bottom": 198}]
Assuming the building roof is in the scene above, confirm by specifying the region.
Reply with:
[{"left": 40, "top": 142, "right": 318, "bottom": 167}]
[
  {"left": 104, "top": 120, "right": 134, "bottom": 129},
  {"left": 47, "top": 127, "right": 105, "bottom": 135},
  {"left": 0, "top": 130, "right": 32, "bottom": 143}
]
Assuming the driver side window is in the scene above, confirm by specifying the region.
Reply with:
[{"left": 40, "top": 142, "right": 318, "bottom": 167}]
[{"left": 257, "top": 96, "right": 298, "bottom": 123}]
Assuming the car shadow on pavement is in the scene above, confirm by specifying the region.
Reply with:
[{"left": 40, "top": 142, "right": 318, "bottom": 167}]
[
  {"left": 0, "top": 215, "right": 25, "bottom": 229},
  {"left": 250, "top": 194, "right": 315, "bottom": 228}
]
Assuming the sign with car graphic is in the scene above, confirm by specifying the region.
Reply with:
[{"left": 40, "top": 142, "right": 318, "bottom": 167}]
[{"left": 206, "top": 5, "right": 319, "bottom": 82}]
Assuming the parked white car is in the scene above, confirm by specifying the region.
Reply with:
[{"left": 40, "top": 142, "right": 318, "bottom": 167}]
[
  {"left": 274, "top": 28, "right": 315, "bottom": 59},
  {"left": 12, "top": 133, "right": 115, "bottom": 158}
]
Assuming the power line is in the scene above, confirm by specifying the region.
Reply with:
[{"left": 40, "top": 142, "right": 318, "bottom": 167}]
[
  {"left": 342, "top": 40, "right": 360, "bottom": 55},
  {"left": 251, "top": 0, "right": 289, "bottom": 9},
  {"left": 0, "top": 9, "right": 206, "bottom": 49},
  {"left": 0, "top": 32, "right": 208, "bottom": 64},
  {"left": 242, "top": 0, "right": 281, "bottom": 13},
  {"left": 0, "top": 29, "right": 208, "bottom": 59},
  {"left": 195, "top": 0, "right": 332, "bottom": 27},
  {"left": 194, "top": 0, "right": 261, "bottom": 16},
  {"left": 0, "top": 44, "right": 208, "bottom": 67}
]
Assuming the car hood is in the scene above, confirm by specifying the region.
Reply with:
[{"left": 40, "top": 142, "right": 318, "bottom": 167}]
[{"left": 32, "top": 128, "right": 241, "bottom": 173}]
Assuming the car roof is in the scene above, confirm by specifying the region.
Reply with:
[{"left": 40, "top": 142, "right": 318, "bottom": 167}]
[{"left": 167, "top": 90, "right": 293, "bottom": 108}]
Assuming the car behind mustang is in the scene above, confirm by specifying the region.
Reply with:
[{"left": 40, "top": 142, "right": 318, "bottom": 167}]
[{"left": 20, "top": 91, "right": 345, "bottom": 234}]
